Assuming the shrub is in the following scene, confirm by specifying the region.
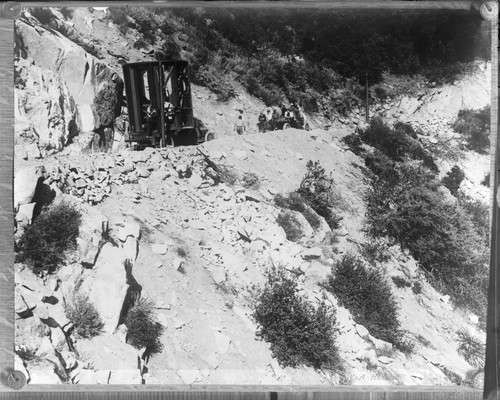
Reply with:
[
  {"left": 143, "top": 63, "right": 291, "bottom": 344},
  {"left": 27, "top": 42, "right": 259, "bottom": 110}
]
[
  {"left": 456, "top": 328, "right": 485, "bottom": 368},
  {"left": 362, "top": 238, "right": 392, "bottom": 265},
  {"left": 365, "top": 162, "right": 488, "bottom": 318},
  {"left": 481, "top": 172, "right": 490, "bottom": 187},
  {"left": 359, "top": 118, "right": 437, "bottom": 172},
  {"left": 65, "top": 294, "right": 104, "bottom": 339},
  {"left": 342, "top": 134, "right": 364, "bottom": 155},
  {"left": 297, "top": 161, "right": 343, "bottom": 230},
  {"left": 364, "top": 150, "right": 395, "bottom": 177},
  {"left": 442, "top": 165, "right": 465, "bottom": 197},
  {"left": 59, "top": 7, "right": 74, "bottom": 19},
  {"left": 274, "top": 192, "right": 322, "bottom": 230},
  {"left": 324, "top": 253, "right": 409, "bottom": 351},
  {"left": 125, "top": 296, "right": 164, "bottom": 354},
  {"left": 30, "top": 7, "right": 55, "bottom": 25},
  {"left": 458, "top": 195, "right": 489, "bottom": 243},
  {"left": 452, "top": 106, "right": 490, "bottom": 154},
  {"left": 16, "top": 201, "right": 82, "bottom": 275},
  {"left": 252, "top": 266, "right": 341, "bottom": 369},
  {"left": 276, "top": 212, "right": 303, "bottom": 242},
  {"left": 241, "top": 172, "right": 261, "bottom": 190},
  {"left": 411, "top": 282, "right": 423, "bottom": 295},
  {"left": 392, "top": 276, "right": 412, "bottom": 289}
]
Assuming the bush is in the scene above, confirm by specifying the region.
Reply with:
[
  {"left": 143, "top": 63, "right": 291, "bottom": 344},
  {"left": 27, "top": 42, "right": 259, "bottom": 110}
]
[
  {"left": 274, "top": 192, "right": 322, "bottom": 230},
  {"left": 324, "top": 253, "right": 410, "bottom": 351},
  {"left": 365, "top": 162, "right": 488, "bottom": 318},
  {"left": 125, "top": 296, "right": 164, "bottom": 354},
  {"left": 16, "top": 201, "right": 81, "bottom": 275},
  {"left": 452, "top": 106, "right": 490, "bottom": 154},
  {"left": 362, "top": 238, "right": 392, "bottom": 265},
  {"left": 30, "top": 7, "right": 55, "bottom": 25},
  {"left": 59, "top": 7, "right": 74, "bottom": 19},
  {"left": 481, "top": 172, "right": 490, "bottom": 187},
  {"left": 359, "top": 118, "right": 437, "bottom": 172},
  {"left": 297, "top": 161, "right": 343, "bottom": 230},
  {"left": 276, "top": 212, "right": 303, "bottom": 242},
  {"left": 442, "top": 165, "right": 465, "bottom": 197},
  {"left": 342, "top": 134, "right": 364, "bottom": 156},
  {"left": 65, "top": 294, "right": 104, "bottom": 339},
  {"left": 364, "top": 150, "right": 395, "bottom": 177},
  {"left": 241, "top": 172, "right": 261, "bottom": 190},
  {"left": 252, "top": 266, "right": 341, "bottom": 369},
  {"left": 412, "top": 282, "right": 423, "bottom": 295},
  {"left": 392, "top": 276, "right": 412, "bottom": 289},
  {"left": 456, "top": 328, "right": 485, "bottom": 367}
]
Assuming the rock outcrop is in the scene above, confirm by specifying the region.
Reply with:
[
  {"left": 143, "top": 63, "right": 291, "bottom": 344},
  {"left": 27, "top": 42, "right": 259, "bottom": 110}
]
[{"left": 15, "top": 13, "right": 123, "bottom": 154}]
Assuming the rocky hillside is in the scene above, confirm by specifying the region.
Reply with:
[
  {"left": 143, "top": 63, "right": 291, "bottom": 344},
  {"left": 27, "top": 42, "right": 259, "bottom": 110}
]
[{"left": 13, "top": 7, "right": 491, "bottom": 386}]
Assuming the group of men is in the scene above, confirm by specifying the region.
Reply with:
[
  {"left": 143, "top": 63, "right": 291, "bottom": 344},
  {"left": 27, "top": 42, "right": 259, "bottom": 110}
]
[{"left": 256, "top": 102, "right": 301, "bottom": 133}]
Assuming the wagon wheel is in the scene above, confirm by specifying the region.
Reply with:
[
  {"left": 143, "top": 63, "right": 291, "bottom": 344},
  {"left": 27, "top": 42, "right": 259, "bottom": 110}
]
[
  {"left": 165, "top": 136, "right": 175, "bottom": 147},
  {"left": 283, "top": 122, "right": 291, "bottom": 130},
  {"left": 205, "top": 131, "right": 216, "bottom": 142},
  {"left": 470, "top": 370, "right": 484, "bottom": 389},
  {"left": 304, "top": 123, "right": 310, "bottom": 131}
]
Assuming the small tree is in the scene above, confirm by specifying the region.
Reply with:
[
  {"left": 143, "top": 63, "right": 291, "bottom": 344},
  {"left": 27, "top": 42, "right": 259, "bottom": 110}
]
[
  {"left": 253, "top": 266, "right": 341, "bottom": 369},
  {"left": 324, "top": 253, "right": 412, "bottom": 352},
  {"left": 297, "top": 161, "right": 343, "bottom": 229},
  {"left": 442, "top": 165, "right": 465, "bottom": 197},
  {"left": 452, "top": 106, "right": 490, "bottom": 154}
]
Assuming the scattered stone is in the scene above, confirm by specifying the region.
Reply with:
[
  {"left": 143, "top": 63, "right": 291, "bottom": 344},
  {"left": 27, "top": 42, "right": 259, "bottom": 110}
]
[
  {"left": 233, "top": 149, "right": 248, "bottom": 160},
  {"left": 152, "top": 243, "right": 168, "bottom": 255},
  {"left": 108, "top": 369, "right": 142, "bottom": 384},
  {"left": 26, "top": 359, "right": 63, "bottom": 384},
  {"left": 214, "top": 331, "right": 231, "bottom": 354},
  {"left": 378, "top": 356, "right": 395, "bottom": 364},
  {"left": 439, "top": 295, "right": 450, "bottom": 304},
  {"left": 173, "top": 257, "right": 184, "bottom": 271},
  {"left": 60, "top": 350, "right": 78, "bottom": 370},
  {"left": 301, "top": 247, "right": 322, "bottom": 260},
  {"left": 469, "top": 314, "right": 479, "bottom": 325},
  {"left": 189, "top": 173, "right": 203, "bottom": 189},
  {"left": 15, "top": 203, "right": 36, "bottom": 227},
  {"left": 355, "top": 324, "right": 370, "bottom": 339},
  {"left": 116, "top": 222, "right": 141, "bottom": 241}
]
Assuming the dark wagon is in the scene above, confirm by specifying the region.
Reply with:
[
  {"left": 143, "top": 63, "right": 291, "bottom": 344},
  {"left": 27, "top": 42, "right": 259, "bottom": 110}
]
[{"left": 122, "top": 60, "right": 214, "bottom": 148}]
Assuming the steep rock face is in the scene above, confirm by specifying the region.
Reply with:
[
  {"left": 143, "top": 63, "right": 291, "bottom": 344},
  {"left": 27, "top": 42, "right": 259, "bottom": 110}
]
[
  {"left": 15, "top": 16, "right": 123, "bottom": 148},
  {"left": 15, "top": 59, "right": 77, "bottom": 153}
]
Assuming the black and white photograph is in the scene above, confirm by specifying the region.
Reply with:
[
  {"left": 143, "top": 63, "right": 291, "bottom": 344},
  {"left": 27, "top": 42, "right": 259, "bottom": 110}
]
[{"left": 11, "top": 4, "right": 493, "bottom": 388}]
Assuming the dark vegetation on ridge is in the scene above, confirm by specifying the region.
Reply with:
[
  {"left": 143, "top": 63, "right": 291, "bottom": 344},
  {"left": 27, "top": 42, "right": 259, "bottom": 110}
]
[{"left": 105, "top": 7, "right": 489, "bottom": 114}]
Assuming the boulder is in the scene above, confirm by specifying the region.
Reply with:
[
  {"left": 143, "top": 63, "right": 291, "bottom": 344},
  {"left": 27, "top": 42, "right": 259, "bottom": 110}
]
[
  {"left": 78, "top": 244, "right": 128, "bottom": 333},
  {"left": 13, "top": 166, "right": 44, "bottom": 209},
  {"left": 214, "top": 331, "right": 231, "bottom": 354},
  {"left": 75, "top": 200, "right": 108, "bottom": 267},
  {"left": 73, "top": 369, "right": 98, "bottom": 384},
  {"left": 74, "top": 333, "right": 139, "bottom": 370},
  {"left": 26, "top": 359, "right": 63, "bottom": 384},
  {"left": 108, "top": 370, "right": 142, "bottom": 384},
  {"left": 15, "top": 315, "right": 50, "bottom": 353},
  {"left": 15, "top": 202, "right": 36, "bottom": 227},
  {"left": 116, "top": 222, "right": 141, "bottom": 242},
  {"left": 301, "top": 247, "right": 323, "bottom": 260},
  {"left": 355, "top": 324, "right": 370, "bottom": 339}
]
